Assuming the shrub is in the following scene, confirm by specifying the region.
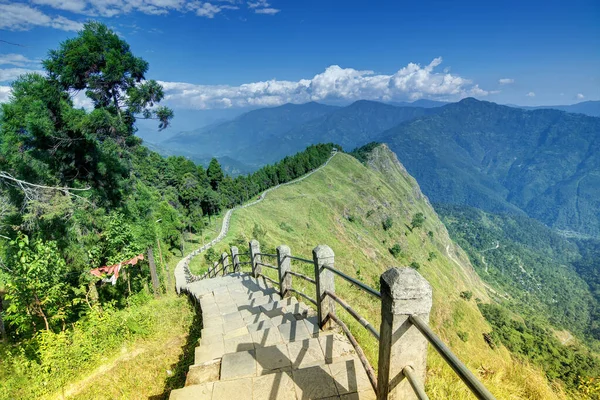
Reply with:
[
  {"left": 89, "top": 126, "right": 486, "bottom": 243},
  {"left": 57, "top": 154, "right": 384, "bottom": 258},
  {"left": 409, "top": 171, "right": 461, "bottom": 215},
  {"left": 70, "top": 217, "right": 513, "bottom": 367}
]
[
  {"left": 382, "top": 217, "right": 393, "bottom": 231},
  {"left": 457, "top": 331, "right": 469, "bottom": 342},
  {"left": 427, "top": 251, "right": 437, "bottom": 261},
  {"left": 389, "top": 244, "right": 402, "bottom": 258},
  {"left": 279, "top": 222, "right": 294, "bottom": 233},
  {"left": 409, "top": 261, "right": 421, "bottom": 270},
  {"left": 411, "top": 212, "right": 425, "bottom": 230},
  {"left": 460, "top": 290, "right": 473, "bottom": 301}
]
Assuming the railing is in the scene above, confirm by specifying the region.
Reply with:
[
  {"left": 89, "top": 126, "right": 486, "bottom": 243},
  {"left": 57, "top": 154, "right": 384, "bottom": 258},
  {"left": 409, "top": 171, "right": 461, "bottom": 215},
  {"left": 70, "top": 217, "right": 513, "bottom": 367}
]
[{"left": 189, "top": 239, "right": 496, "bottom": 400}]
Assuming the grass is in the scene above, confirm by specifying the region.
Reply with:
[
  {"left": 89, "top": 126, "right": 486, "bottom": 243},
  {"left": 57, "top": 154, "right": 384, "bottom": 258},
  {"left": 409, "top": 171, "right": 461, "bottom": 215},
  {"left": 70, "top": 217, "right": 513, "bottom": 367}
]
[
  {"left": 205, "top": 148, "right": 570, "bottom": 399},
  {"left": 0, "top": 293, "right": 196, "bottom": 400}
]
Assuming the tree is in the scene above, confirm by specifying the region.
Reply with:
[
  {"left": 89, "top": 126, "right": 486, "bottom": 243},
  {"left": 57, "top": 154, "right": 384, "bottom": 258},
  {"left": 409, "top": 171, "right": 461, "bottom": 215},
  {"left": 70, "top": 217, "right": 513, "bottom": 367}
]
[
  {"left": 44, "top": 22, "right": 173, "bottom": 134},
  {"left": 411, "top": 212, "right": 425, "bottom": 230},
  {"left": 207, "top": 158, "right": 224, "bottom": 191}
]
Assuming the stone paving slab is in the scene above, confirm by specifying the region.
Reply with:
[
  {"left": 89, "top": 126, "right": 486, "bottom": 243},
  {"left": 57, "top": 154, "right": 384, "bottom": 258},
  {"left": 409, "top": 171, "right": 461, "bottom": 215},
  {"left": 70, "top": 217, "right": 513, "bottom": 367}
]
[
  {"left": 213, "top": 377, "right": 253, "bottom": 400},
  {"left": 292, "top": 364, "right": 339, "bottom": 399},
  {"left": 255, "top": 343, "right": 292, "bottom": 374},
  {"left": 252, "top": 370, "right": 297, "bottom": 400},
  {"left": 221, "top": 350, "right": 257, "bottom": 380}
]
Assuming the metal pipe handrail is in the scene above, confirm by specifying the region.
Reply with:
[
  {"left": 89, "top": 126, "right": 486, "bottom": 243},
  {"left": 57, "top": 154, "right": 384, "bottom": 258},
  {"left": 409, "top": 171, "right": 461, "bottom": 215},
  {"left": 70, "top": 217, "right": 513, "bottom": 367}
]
[
  {"left": 402, "top": 366, "right": 429, "bottom": 400},
  {"left": 287, "top": 288, "right": 317, "bottom": 306},
  {"left": 409, "top": 315, "right": 496, "bottom": 400},
  {"left": 324, "top": 290, "right": 380, "bottom": 340},
  {"left": 285, "top": 255, "right": 314, "bottom": 264},
  {"left": 256, "top": 252, "right": 277, "bottom": 258},
  {"left": 287, "top": 270, "right": 316, "bottom": 285},
  {"left": 257, "top": 262, "right": 278, "bottom": 270},
  {"left": 327, "top": 313, "right": 378, "bottom": 393},
  {"left": 323, "top": 265, "right": 381, "bottom": 299},
  {"left": 258, "top": 273, "right": 279, "bottom": 287}
]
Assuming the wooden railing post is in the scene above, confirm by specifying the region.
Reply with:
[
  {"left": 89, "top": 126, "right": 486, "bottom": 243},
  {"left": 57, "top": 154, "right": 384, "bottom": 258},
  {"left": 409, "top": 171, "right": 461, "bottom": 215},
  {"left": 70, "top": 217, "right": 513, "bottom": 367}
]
[
  {"left": 277, "top": 245, "right": 292, "bottom": 298},
  {"left": 249, "top": 239, "right": 262, "bottom": 278},
  {"left": 221, "top": 252, "right": 230, "bottom": 275},
  {"left": 377, "top": 267, "right": 432, "bottom": 400},
  {"left": 231, "top": 246, "right": 240, "bottom": 273},
  {"left": 313, "top": 245, "right": 335, "bottom": 330}
]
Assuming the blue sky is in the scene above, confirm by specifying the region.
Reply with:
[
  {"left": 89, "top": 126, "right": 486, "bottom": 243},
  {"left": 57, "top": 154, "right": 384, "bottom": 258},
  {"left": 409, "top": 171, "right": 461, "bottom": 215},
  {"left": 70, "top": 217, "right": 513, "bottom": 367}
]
[{"left": 0, "top": 0, "right": 599, "bottom": 111}]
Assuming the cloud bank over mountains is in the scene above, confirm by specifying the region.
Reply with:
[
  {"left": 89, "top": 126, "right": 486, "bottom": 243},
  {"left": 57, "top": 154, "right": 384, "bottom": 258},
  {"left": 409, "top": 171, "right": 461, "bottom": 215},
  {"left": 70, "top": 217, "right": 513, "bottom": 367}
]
[{"left": 160, "top": 58, "right": 490, "bottom": 109}]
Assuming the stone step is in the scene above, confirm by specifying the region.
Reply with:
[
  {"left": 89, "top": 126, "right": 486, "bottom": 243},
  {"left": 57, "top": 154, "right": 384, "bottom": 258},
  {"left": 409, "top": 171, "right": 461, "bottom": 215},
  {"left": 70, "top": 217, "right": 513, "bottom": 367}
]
[{"left": 172, "top": 357, "right": 375, "bottom": 400}]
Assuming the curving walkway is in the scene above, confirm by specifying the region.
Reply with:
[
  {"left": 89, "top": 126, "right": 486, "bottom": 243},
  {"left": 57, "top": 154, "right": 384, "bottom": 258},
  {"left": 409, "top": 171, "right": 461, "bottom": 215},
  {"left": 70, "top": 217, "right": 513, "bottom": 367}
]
[{"left": 175, "top": 151, "right": 338, "bottom": 294}]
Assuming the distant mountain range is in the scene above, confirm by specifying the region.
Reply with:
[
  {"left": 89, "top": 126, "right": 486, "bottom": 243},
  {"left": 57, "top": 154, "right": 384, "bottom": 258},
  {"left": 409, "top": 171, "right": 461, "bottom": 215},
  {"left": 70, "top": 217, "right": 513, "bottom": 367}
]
[
  {"left": 512, "top": 100, "right": 600, "bottom": 117},
  {"left": 377, "top": 98, "right": 600, "bottom": 236},
  {"left": 153, "top": 98, "right": 600, "bottom": 236}
]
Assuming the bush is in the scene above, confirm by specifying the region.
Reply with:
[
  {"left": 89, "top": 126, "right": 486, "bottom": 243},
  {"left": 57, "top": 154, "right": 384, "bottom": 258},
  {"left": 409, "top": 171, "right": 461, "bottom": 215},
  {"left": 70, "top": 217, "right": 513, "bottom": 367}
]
[
  {"left": 457, "top": 331, "right": 469, "bottom": 342},
  {"left": 389, "top": 244, "right": 402, "bottom": 258},
  {"left": 382, "top": 217, "right": 393, "bottom": 231},
  {"left": 460, "top": 290, "right": 473, "bottom": 300},
  {"left": 427, "top": 251, "right": 437, "bottom": 261},
  {"left": 279, "top": 222, "right": 294, "bottom": 233},
  {"left": 409, "top": 261, "right": 421, "bottom": 270},
  {"left": 411, "top": 212, "right": 425, "bottom": 230}
]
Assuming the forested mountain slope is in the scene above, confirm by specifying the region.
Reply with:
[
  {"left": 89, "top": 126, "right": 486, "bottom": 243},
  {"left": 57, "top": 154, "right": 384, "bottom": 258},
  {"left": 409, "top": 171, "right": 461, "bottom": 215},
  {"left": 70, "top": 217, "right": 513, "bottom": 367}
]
[
  {"left": 235, "top": 100, "right": 436, "bottom": 166},
  {"left": 208, "top": 145, "right": 576, "bottom": 399},
  {"left": 378, "top": 98, "right": 600, "bottom": 236},
  {"left": 163, "top": 102, "right": 339, "bottom": 158}
]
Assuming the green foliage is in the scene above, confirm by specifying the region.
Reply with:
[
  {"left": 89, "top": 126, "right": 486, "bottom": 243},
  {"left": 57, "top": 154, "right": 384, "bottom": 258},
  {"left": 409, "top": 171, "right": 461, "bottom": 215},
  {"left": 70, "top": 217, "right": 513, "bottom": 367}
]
[
  {"left": 409, "top": 261, "right": 420, "bottom": 270},
  {"left": 204, "top": 248, "right": 218, "bottom": 264},
  {"left": 479, "top": 302, "right": 600, "bottom": 391},
  {"left": 460, "top": 291, "right": 473, "bottom": 301},
  {"left": 457, "top": 331, "right": 469, "bottom": 342},
  {"left": 4, "top": 233, "right": 72, "bottom": 335},
  {"left": 411, "top": 212, "right": 425, "bottom": 230},
  {"left": 388, "top": 243, "right": 402, "bottom": 258},
  {"left": 44, "top": 21, "right": 172, "bottom": 131},
  {"left": 206, "top": 158, "right": 224, "bottom": 191},
  {"left": 427, "top": 251, "right": 437, "bottom": 261},
  {"left": 279, "top": 222, "right": 294, "bottom": 233},
  {"left": 438, "top": 204, "right": 599, "bottom": 342},
  {"left": 382, "top": 216, "right": 393, "bottom": 231},
  {"left": 349, "top": 142, "right": 382, "bottom": 164}
]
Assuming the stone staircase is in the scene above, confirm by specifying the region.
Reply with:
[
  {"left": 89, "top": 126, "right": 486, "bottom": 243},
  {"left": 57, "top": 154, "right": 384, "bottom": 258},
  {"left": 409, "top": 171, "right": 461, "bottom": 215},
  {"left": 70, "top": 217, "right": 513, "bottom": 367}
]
[{"left": 170, "top": 273, "right": 375, "bottom": 400}]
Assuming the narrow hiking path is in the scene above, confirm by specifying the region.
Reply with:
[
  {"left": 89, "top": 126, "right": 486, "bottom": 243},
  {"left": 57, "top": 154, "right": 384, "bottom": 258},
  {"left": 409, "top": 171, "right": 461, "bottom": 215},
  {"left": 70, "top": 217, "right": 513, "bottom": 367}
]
[{"left": 175, "top": 151, "right": 338, "bottom": 291}]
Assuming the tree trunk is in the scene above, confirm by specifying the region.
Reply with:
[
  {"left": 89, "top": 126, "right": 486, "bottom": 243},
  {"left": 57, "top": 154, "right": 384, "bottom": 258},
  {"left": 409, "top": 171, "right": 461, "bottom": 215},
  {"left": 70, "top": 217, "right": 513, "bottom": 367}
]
[
  {"left": 0, "top": 292, "right": 6, "bottom": 341},
  {"left": 147, "top": 247, "right": 160, "bottom": 296},
  {"left": 88, "top": 281, "right": 99, "bottom": 307}
]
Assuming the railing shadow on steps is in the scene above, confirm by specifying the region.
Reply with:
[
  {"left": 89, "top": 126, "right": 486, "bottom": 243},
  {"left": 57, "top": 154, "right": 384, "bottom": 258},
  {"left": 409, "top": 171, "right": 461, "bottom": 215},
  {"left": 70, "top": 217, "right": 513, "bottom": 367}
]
[{"left": 177, "top": 238, "right": 497, "bottom": 400}]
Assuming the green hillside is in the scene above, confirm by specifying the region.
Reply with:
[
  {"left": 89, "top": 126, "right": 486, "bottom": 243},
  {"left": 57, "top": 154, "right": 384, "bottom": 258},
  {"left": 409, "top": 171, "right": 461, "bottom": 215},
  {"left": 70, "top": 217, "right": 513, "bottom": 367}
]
[
  {"left": 206, "top": 146, "right": 568, "bottom": 399},
  {"left": 378, "top": 97, "right": 600, "bottom": 236}
]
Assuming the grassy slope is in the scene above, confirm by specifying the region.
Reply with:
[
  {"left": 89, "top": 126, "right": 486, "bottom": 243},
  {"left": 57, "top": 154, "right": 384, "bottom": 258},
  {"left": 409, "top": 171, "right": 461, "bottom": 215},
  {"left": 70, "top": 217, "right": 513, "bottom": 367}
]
[{"left": 207, "top": 146, "right": 566, "bottom": 399}]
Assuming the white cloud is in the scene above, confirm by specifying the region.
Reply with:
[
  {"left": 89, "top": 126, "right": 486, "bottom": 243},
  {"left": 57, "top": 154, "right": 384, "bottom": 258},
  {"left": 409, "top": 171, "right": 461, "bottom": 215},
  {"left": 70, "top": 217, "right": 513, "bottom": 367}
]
[
  {"left": 0, "top": 3, "right": 83, "bottom": 31},
  {"left": 0, "top": 68, "right": 45, "bottom": 82},
  {"left": 194, "top": 3, "right": 222, "bottom": 18},
  {"left": 255, "top": 7, "right": 279, "bottom": 14},
  {"left": 159, "top": 57, "right": 490, "bottom": 110},
  {"left": 248, "top": 0, "right": 269, "bottom": 8},
  {"left": 0, "top": 54, "right": 38, "bottom": 67},
  {"left": 526, "top": 91, "right": 535, "bottom": 97},
  {"left": 7, "top": 0, "right": 264, "bottom": 24},
  {"left": 0, "top": 86, "right": 11, "bottom": 103},
  {"left": 576, "top": 93, "right": 585, "bottom": 100},
  {"left": 247, "top": 0, "right": 279, "bottom": 14},
  {"left": 498, "top": 78, "right": 514, "bottom": 85}
]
